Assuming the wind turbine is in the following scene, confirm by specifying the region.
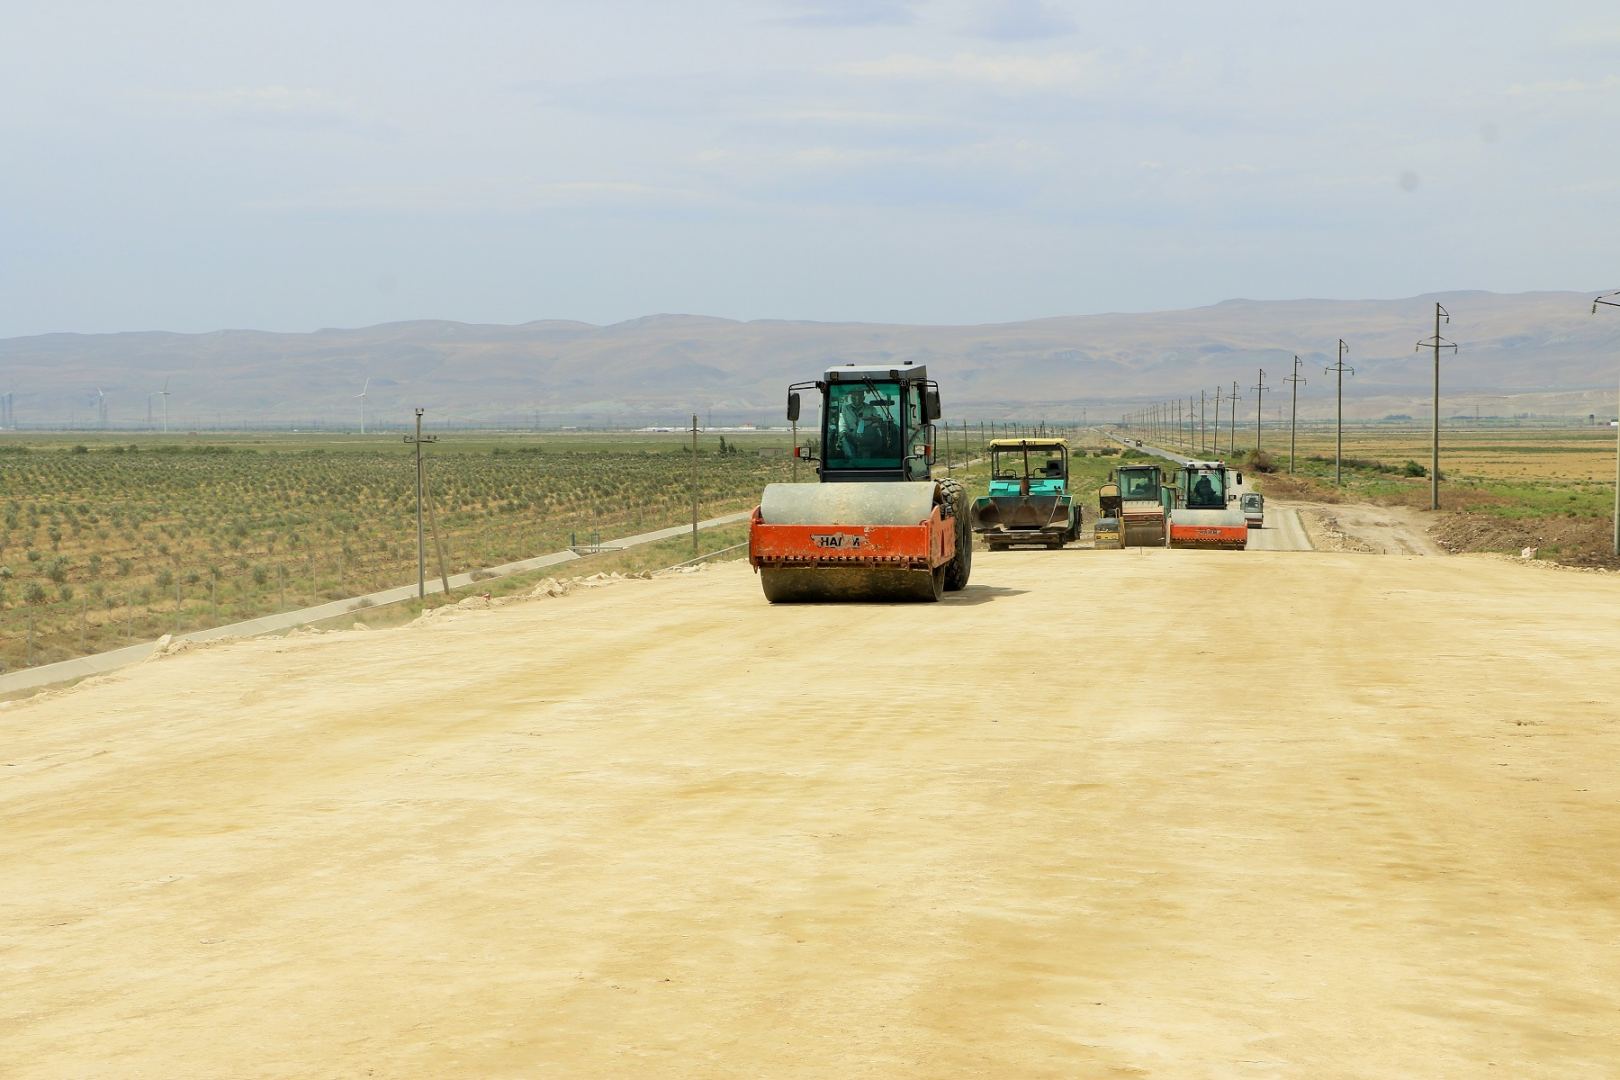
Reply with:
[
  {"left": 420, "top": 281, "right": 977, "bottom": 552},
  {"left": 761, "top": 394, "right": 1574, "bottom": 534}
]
[
  {"left": 356, "top": 377, "right": 370, "bottom": 434},
  {"left": 95, "top": 388, "right": 108, "bottom": 429},
  {"left": 159, "top": 377, "right": 171, "bottom": 433}
]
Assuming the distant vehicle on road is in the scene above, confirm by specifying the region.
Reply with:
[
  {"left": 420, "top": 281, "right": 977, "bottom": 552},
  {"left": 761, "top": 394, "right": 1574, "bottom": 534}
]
[{"left": 1241, "top": 491, "right": 1265, "bottom": 529}]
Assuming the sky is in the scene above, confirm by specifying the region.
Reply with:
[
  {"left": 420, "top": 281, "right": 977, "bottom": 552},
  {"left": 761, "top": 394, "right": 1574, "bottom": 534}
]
[{"left": 3, "top": 0, "right": 1619, "bottom": 336}]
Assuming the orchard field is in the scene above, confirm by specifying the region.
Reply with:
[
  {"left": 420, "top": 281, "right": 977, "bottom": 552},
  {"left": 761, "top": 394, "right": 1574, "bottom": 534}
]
[
  {"left": 0, "top": 425, "right": 1042, "bottom": 673},
  {"left": 0, "top": 431, "right": 808, "bottom": 671}
]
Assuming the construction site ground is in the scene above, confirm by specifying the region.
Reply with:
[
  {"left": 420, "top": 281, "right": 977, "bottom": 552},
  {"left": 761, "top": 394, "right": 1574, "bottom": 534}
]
[{"left": 4, "top": 539, "right": 1619, "bottom": 1077}]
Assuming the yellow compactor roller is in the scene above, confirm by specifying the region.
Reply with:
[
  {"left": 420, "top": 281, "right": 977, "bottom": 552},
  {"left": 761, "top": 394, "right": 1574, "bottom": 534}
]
[{"left": 1109, "top": 463, "right": 1168, "bottom": 546}]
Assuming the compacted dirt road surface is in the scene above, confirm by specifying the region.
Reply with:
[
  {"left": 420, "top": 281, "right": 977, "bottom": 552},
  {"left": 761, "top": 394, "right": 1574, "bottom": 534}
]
[
  {"left": 1291, "top": 501, "right": 1448, "bottom": 556},
  {"left": 4, "top": 551, "right": 1619, "bottom": 1078}
]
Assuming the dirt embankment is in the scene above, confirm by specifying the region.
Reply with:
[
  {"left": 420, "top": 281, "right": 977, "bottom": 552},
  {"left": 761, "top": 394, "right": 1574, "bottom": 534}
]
[
  {"left": 1260, "top": 472, "right": 1620, "bottom": 569},
  {"left": 1431, "top": 510, "right": 1620, "bottom": 569},
  {"left": 1292, "top": 501, "right": 1445, "bottom": 555}
]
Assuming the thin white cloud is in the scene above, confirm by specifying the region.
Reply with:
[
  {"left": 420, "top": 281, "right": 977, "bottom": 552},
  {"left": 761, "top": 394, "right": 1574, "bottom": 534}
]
[
  {"left": 152, "top": 84, "right": 352, "bottom": 118},
  {"left": 770, "top": 0, "right": 916, "bottom": 27},
  {"left": 1506, "top": 75, "right": 1620, "bottom": 97},
  {"left": 974, "top": 0, "right": 1077, "bottom": 41},
  {"left": 697, "top": 137, "right": 1054, "bottom": 172},
  {"left": 764, "top": 107, "right": 952, "bottom": 128},
  {"left": 249, "top": 180, "right": 708, "bottom": 213},
  {"left": 531, "top": 181, "right": 703, "bottom": 206},
  {"left": 136, "top": 84, "right": 397, "bottom": 135},
  {"left": 837, "top": 50, "right": 1113, "bottom": 92},
  {"left": 1550, "top": 23, "right": 1620, "bottom": 49}
]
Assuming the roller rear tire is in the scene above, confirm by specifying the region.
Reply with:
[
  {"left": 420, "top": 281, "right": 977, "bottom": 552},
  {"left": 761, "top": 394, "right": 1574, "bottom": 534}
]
[{"left": 938, "top": 477, "right": 973, "bottom": 591}]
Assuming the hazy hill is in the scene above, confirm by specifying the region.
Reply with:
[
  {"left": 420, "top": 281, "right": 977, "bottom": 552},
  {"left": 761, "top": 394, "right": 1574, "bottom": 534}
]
[{"left": 2, "top": 291, "right": 1617, "bottom": 428}]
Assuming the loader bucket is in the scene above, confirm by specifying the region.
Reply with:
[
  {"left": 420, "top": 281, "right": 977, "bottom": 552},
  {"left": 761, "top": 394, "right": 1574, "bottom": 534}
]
[
  {"left": 748, "top": 482, "right": 954, "bottom": 602},
  {"left": 972, "top": 494, "right": 1067, "bottom": 533}
]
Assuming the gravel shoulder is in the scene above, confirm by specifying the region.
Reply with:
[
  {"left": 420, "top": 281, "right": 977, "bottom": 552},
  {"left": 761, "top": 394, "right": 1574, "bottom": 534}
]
[{"left": 3, "top": 552, "right": 1618, "bottom": 1077}]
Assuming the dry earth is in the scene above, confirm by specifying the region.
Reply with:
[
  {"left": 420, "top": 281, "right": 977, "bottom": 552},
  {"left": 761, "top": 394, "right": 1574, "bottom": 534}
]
[
  {"left": 1291, "top": 502, "right": 1447, "bottom": 556},
  {"left": 3, "top": 551, "right": 1619, "bottom": 1078}
]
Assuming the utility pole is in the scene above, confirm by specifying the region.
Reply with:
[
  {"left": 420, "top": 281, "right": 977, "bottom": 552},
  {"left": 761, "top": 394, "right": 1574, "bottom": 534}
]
[
  {"left": 1325, "top": 340, "right": 1354, "bottom": 486},
  {"left": 1282, "top": 355, "right": 1307, "bottom": 474},
  {"left": 1591, "top": 291, "right": 1620, "bottom": 556},
  {"left": 1212, "top": 385, "right": 1222, "bottom": 456},
  {"left": 1200, "top": 388, "right": 1207, "bottom": 454},
  {"left": 1229, "top": 380, "right": 1239, "bottom": 458},
  {"left": 690, "top": 414, "right": 700, "bottom": 555},
  {"left": 1252, "top": 368, "right": 1269, "bottom": 452},
  {"left": 403, "top": 408, "right": 437, "bottom": 598},
  {"left": 1416, "top": 303, "right": 1458, "bottom": 511}
]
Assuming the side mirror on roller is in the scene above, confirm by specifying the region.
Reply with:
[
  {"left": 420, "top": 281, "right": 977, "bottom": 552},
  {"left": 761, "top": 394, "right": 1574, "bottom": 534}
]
[
  {"left": 786, "top": 392, "right": 801, "bottom": 423},
  {"left": 924, "top": 390, "right": 942, "bottom": 422}
]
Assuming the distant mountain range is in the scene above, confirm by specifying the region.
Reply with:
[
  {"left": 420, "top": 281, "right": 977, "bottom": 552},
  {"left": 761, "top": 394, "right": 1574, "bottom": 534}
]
[{"left": 3, "top": 290, "right": 1618, "bottom": 428}]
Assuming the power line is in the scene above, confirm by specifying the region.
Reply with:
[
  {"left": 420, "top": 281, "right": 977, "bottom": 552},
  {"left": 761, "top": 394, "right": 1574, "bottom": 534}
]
[
  {"left": 1590, "top": 290, "right": 1620, "bottom": 557},
  {"left": 1251, "top": 368, "right": 1269, "bottom": 453},
  {"left": 1229, "top": 380, "right": 1239, "bottom": 459},
  {"left": 403, "top": 409, "right": 441, "bottom": 599},
  {"left": 1282, "top": 355, "right": 1307, "bottom": 475},
  {"left": 1325, "top": 340, "right": 1355, "bottom": 486},
  {"left": 1416, "top": 303, "right": 1458, "bottom": 510}
]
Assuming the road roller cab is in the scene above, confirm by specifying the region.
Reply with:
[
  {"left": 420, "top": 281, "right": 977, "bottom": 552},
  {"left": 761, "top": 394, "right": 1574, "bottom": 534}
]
[
  {"left": 749, "top": 364, "right": 972, "bottom": 602},
  {"left": 796, "top": 363, "right": 940, "bottom": 483},
  {"left": 1167, "top": 461, "right": 1248, "bottom": 550},
  {"left": 1112, "top": 463, "right": 1168, "bottom": 547}
]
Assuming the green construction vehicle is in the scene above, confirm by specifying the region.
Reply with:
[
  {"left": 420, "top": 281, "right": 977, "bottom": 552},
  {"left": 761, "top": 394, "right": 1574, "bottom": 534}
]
[{"left": 970, "top": 438, "right": 1082, "bottom": 550}]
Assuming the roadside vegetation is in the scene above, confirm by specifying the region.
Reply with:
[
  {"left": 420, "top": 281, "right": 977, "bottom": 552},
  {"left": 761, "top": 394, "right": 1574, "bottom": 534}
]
[{"left": 1144, "top": 422, "right": 1619, "bottom": 567}]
